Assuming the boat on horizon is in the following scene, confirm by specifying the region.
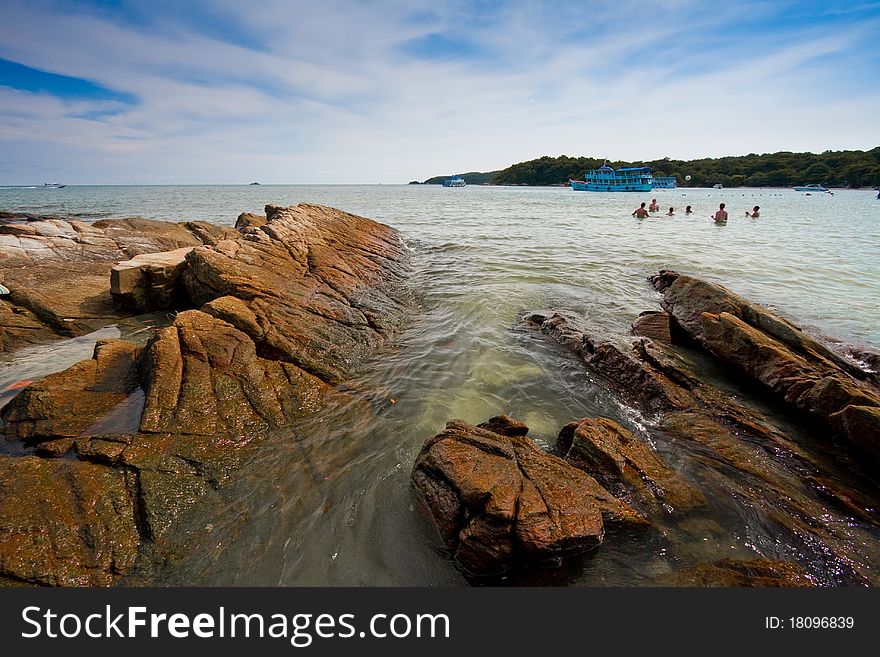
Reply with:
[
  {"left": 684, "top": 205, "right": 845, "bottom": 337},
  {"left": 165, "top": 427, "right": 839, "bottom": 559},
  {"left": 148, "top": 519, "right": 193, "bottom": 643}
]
[
  {"left": 713, "top": 183, "right": 723, "bottom": 189},
  {"left": 43, "top": 182, "right": 66, "bottom": 188},
  {"left": 570, "top": 164, "right": 653, "bottom": 192},
  {"left": 793, "top": 184, "right": 830, "bottom": 193},
  {"left": 442, "top": 175, "right": 466, "bottom": 187}
]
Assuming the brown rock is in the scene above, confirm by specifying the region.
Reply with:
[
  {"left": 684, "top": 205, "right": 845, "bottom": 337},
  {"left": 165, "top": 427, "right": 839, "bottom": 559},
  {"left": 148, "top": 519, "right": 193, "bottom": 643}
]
[
  {"left": 558, "top": 417, "right": 705, "bottom": 514},
  {"left": 0, "top": 456, "right": 140, "bottom": 586},
  {"left": 655, "top": 558, "right": 814, "bottom": 587},
  {"left": 631, "top": 310, "right": 672, "bottom": 343},
  {"left": 234, "top": 212, "right": 267, "bottom": 232},
  {"left": 183, "top": 204, "right": 409, "bottom": 382},
  {"left": 411, "top": 418, "right": 647, "bottom": 574},
  {"left": 110, "top": 247, "right": 194, "bottom": 311},
  {"left": 1, "top": 339, "right": 139, "bottom": 442}
]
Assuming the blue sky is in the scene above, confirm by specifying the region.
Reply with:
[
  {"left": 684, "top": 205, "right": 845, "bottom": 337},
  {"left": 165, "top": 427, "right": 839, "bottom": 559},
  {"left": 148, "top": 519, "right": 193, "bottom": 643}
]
[{"left": 0, "top": 0, "right": 878, "bottom": 184}]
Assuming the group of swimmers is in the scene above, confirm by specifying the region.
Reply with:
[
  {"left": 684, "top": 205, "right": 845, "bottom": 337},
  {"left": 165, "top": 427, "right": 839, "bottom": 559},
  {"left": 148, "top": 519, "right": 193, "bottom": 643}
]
[{"left": 632, "top": 198, "right": 760, "bottom": 223}]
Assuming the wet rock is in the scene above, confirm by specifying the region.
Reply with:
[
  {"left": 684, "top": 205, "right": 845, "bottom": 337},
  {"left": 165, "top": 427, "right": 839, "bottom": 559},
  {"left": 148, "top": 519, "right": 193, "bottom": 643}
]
[
  {"left": 110, "top": 247, "right": 194, "bottom": 311},
  {"left": 411, "top": 417, "right": 647, "bottom": 575},
  {"left": 183, "top": 203, "right": 410, "bottom": 382},
  {"left": 138, "top": 310, "right": 342, "bottom": 437},
  {"left": 0, "top": 204, "right": 408, "bottom": 585},
  {"left": 523, "top": 306, "right": 880, "bottom": 584},
  {"left": 1, "top": 339, "right": 139, "bottom": 442},
  {"left": 631, "top": 310, "right": 672, "bottom": 343},
  {"left": 558, "top": 417, "right": 705, "bottom": 515},
  {"left": 655, "top": 558, "right": 814, "bottom": 587},
  {"left": 649, "top": 271, "right": 880, "bottom": 466},
  {"left": 0, "top": 456, "right": 140, "bottom": 586}
]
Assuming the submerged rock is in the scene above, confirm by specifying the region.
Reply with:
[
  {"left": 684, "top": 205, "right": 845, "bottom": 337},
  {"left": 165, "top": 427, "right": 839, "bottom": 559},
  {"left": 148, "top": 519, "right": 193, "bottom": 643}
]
[
  {"left": 655, "top": 558, "right": 814, "bottom": 587},
  {"left": 411, "top": 416, "right": 647, "bottom": 575},
  {"left": 524, "top": 301, "right": 880, "bottom": 585}
]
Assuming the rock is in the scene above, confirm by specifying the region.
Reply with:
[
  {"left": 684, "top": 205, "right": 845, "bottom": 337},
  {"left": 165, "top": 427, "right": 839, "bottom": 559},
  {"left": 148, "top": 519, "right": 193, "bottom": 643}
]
[
  {"left": 558, "top": 417, "right": 705, "bottom": 514},
  {"left": 523, "top": 306, "right": 880, "bottom": 584},
  {"left": 234, "top": 212, "right": 267, "bottom": 232},
  {"left": 631, "top": 310, "right": 672, "bottom": 343},
  {"left": 0, "top": 204, "right": 408, "bottom": 585},
  {"left": 829, "top": 405, "right": 880, "bottom": 467},
  {"left": 0, "top": 456, "right": 140, "bottom": 586},
  {"left": 411, "top": 417, "right": 647, "bottom": 575},
  {"left": 0, "top": 215, "right": 240, "bottom": 352},
  {"left": 183, "top": 203, "right": 410, "bottom": 382},
  {"left": 655, "top": 558, "right": 814, "bottom": 587},
  {"left": 137, "top": 310, "right": 342, "bottom": 437},
  {"left": 1, "top": 339, "right": 139, "bottom": 442},
  {"left": 110, "top": 247, "right": 194, "bottom": 311},
  {"left": 651, "top": 270, "right": 869, "bottom": 381}
]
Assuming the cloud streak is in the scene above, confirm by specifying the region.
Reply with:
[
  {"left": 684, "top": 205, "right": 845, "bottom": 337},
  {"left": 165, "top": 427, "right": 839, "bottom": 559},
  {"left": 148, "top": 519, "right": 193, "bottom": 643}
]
[{"left": 0, "top": 0, "right": 878, "bottom": 184}]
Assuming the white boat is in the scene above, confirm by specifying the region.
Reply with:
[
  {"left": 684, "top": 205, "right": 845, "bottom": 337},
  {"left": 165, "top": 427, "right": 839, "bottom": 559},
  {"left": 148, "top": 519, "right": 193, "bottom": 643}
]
[
  {"left": 43, "top": 182, "right": 66, "bottom": 189},
  {"left": 793, "top": 184, "right": 829, "bottom": 193}
]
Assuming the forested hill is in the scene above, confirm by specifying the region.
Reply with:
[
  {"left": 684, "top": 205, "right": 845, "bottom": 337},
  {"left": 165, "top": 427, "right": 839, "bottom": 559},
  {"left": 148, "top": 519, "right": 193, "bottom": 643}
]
[
  {"left": 419, "top": 148, "right": 880, "bottom": 187},
  {"left": 416, "top": 171, "right": 499, "bottom": 185}
]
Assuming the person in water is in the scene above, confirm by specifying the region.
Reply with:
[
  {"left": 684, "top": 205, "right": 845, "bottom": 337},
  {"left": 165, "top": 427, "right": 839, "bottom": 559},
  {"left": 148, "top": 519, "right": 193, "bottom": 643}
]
[
  {"left": 712, "top": 203, "right": 728, "bottom": 223},
  {"left": 685, "top": 205, "right": 693, "bottom": 214},
  {"left": 746, "top": 205, "right": 760, "bottom": 218},
  {"left": 632, "top": 202, "right": 649, "bottom": 218},
  {"left": 648, "top": 198, "right": 659, "bottom": 212},
  {"left": 666, "top": 207, "right": 675, "bottom": 216}
]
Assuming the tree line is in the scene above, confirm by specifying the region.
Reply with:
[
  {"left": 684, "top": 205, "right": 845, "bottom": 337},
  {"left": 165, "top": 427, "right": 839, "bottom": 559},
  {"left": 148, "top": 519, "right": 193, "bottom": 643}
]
[{"left": 417, "top": 148, "right": 880, "bottom": 187}]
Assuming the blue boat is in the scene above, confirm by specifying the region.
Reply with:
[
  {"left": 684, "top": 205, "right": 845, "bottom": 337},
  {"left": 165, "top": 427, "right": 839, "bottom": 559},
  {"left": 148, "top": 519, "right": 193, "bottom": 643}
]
[
  {"left": 570, "top": 164, "right": 653, "bottom": 192},
  {"left": 442, "top": 175, "right": 466, "bottom": 187},
  {"left": 652, "top": 176, "right": 677, "bottom": 189}
]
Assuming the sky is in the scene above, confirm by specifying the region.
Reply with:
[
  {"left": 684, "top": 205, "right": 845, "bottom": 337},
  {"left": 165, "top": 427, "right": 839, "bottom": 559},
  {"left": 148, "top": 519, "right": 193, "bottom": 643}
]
[{"left": 0, "top": 0, "right": 879, "bottom": 184}]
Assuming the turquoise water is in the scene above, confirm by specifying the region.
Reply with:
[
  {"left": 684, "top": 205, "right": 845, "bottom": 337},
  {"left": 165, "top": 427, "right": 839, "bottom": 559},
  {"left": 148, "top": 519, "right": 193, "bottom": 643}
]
[{"left": 2, "top": 184, "right": 879, "bottom": 585}]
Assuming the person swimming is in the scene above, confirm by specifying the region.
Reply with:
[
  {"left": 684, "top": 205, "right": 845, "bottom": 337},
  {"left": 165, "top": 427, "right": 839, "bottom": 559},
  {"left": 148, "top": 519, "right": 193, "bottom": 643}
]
[
  {"left": 685, "top": 205, "right": 693, "bottom": 214},
  {"left": 648, "top": 198, "right": 659, "bottom": 212},
  {"left": 712, "top": 203, "right": 728, "bottom": 223},
  {"left": 666, "top": 207, "right": 675, "bottom": 216},
  {"left": 746, "top": 205, "right": 760, "bottom": 218},
  {"left": 632, "top": 202, "right": 649, "bottom": 218}
]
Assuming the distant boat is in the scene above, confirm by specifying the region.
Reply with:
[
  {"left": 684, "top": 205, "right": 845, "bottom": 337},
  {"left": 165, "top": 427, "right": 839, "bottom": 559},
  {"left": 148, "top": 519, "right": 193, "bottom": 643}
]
[
  {"left": 570, "top": 164, "right": 653, "bottom": 192},
  {"left": 712, "top": 183, "right": 723, "bottom": 189},
  {"left": 793, "top": 184, "right": 829, "bottom": 193},
  {"left": 249, "top": 182, "right": 261, "bottom": 185},
  {"left": 43, "top": 182, "right": 66, "bottom": 188},
  {"left": 652, "top": 176, "right": 677, "bottom": 189},
  {"left": 442, "top": 175, "right": 466, "bottom": 187}
]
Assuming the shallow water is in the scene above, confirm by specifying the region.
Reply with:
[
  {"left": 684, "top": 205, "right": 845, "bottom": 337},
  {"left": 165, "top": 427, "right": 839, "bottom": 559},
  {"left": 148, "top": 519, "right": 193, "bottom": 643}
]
[{"left": 2, "top": 184, "right": 879, "bottom": 585}]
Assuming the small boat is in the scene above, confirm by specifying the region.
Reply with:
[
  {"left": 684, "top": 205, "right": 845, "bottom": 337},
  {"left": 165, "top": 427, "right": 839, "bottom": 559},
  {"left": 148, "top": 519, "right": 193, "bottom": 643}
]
[
  {"left": 442, "top": 175, "right": 466, "bottom": 187},
  {"left": 570, "top": 164, "right": 653, "bottom": 192},
  {"left": 793, "top": 184, "right": 829, "bottom": 193},
  {"left": 43, "top": 182, "right": 66, "bottom": 188},
  {"left": 713, "top": 183, "right": 723, "bottom": 189},
  {"left": 652, "top": 176, "right": 677, "bottom": 189}
]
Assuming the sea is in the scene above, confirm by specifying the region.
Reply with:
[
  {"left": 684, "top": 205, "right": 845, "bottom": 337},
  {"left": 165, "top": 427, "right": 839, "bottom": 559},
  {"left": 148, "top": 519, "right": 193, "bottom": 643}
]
[{"left": 1, "top": 184, "right": 879, "bottom": 585}]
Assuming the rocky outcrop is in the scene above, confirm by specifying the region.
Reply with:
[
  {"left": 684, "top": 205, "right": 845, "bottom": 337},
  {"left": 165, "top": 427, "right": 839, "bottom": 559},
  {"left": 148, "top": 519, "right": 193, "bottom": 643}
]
[
  {"left": 524, "top": 308, "right": 880, "bottom": 584},
  {"left": 411, "top": 416, "right": 647, "bottom": 575},
  {"left": 0, "top": 204, "right": 410, "bottom": 586},
  {"left": 650, "top": 270, "right": 880, "bottom": 468},
  {"left": 631, "top": 310, "right": 672, "bottom": 343},
  {"left": 0, "top": 215, "right": 237, "bottom": 351},
  {"left": 183, "top": 203, "right": 410, "bottom": 382}
]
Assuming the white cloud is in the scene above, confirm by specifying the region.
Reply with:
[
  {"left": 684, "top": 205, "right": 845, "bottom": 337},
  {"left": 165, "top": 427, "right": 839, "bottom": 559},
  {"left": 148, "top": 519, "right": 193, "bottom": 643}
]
[{"left": 0, "top": 0, "right": 877, "bottom": 183}]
